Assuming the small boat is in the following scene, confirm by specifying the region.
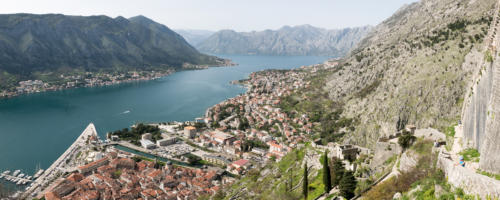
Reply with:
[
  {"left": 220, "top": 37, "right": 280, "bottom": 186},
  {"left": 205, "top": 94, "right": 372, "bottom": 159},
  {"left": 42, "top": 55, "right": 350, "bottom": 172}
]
[
  {"left": 26, "top": 176, "right": 32, "bottom": 180},
  {"left": 18, "top": 173, "right": 25, "bottom": 178},
  {"left": 12, "top": 170, "right": 21, "bottom": 177},
  {"left": 16, "top": 179, "right": 23, "bottom": 185},
  {"left": 2, "top": 170, "right": 10, "bottom": 175},
  {"left": 33, "top": 169, "right": 44, "bottom": 179}
]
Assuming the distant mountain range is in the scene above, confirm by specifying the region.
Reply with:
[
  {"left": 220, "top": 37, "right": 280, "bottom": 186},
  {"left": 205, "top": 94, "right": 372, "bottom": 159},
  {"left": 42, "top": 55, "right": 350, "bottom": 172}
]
[
  {"left": 0, "top": 14, "right": 223, "bottom": 81},
  {"left": 174, "top": 29, "right": 215, "bottom": 47},
  {"left": 186, "top": 25, "right": 371, "bottom": 56}
]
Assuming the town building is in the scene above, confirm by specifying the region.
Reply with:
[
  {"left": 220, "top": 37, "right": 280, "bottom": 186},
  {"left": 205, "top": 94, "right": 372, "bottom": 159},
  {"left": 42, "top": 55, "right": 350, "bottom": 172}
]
[
  {"left": 202, "top": 154, "right": 231, "bottom": 166},
  {"left": 184, "top": 126, "right": 196, "bottom": 138},
  {"left": 156, "top": 136, "right": 177, "bottom": 146},
  {"left": 77, "top": 157, "right": 110, "bottom": 174},
  {"left": 210, "top": 130, "right": 235, "bottom": 145},
  {"left": 140, "top": 139, "right": 156, "bottom": 149}
]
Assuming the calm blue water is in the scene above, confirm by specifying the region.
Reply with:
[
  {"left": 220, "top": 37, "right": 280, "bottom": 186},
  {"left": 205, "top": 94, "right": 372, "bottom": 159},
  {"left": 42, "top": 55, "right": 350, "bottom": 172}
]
[{"left": 0, "top": 55, "right": 326, "bottom": 178}]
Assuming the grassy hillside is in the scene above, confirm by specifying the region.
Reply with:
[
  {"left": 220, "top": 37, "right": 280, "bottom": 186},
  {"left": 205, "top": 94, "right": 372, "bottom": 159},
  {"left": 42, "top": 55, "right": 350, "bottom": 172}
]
[{"left": 216, "top": 145, "right": 327, "bottom": 200}]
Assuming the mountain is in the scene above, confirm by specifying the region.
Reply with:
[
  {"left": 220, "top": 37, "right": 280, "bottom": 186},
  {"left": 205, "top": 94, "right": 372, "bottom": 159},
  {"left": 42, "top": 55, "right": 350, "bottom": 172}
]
[
  {"left": 0, "top": 14, "right": 223, "bottom": 85},
  {"left": 195, "top": 25, "right": 372, "bottom": 56},
  {"left": 324, "top": 0, "right": 494, "bottom": 148},
  {"left": 221, "top": 0, "right": 500, "bottom": 198},
  {"left": 174, "top": 29, "right": 215, "bottom": 46}
]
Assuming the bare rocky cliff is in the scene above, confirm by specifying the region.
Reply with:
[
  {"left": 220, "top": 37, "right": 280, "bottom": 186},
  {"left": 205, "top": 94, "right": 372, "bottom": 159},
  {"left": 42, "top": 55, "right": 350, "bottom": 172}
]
[{"left": 323, "top": 0, "right": 496, "bottom": 148}]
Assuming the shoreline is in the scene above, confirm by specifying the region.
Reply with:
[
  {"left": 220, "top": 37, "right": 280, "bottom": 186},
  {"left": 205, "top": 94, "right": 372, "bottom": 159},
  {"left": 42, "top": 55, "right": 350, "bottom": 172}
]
[
  {"left": 0, "top": 61, "right": 237, "bottom": 100},
  {"left": 22, "top": 123, "right": 98, "bottom": 199}
]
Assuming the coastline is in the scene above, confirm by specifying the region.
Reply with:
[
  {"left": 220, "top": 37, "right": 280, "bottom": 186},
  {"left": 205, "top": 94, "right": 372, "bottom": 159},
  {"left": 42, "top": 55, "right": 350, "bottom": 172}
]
[
  {"left": 0, "top": 61, "right": 236, "bottom": 100},
  {"left": 22, "top": 123, "right": 98, "bottom": 199},
  {"left": 5, "top": 56, "right": 329, "bottom": 199}
]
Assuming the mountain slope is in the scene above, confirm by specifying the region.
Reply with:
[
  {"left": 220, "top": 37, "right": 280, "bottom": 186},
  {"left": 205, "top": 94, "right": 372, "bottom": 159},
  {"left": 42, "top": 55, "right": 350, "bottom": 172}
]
[
  {"left": 322, "top": 0, "right": 495, "bottom": 147},
  {"left": 175, "top": 29, "right": 215, "bottom": 46},
  {"left": 0, "top": 14, "right": 222, "bottom": 81},
  {"left": 196, "top": 25, "right": 372, "bottom": 56}
]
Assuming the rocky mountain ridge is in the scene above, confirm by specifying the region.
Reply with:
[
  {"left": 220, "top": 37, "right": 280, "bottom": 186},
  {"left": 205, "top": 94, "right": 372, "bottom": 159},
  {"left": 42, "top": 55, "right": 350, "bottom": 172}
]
[
  {"left": 323, "top": 0, "right": 495, "bottom": 148},
  {"left": 195, "top": 25, "right": 372, "bottom": 57}
]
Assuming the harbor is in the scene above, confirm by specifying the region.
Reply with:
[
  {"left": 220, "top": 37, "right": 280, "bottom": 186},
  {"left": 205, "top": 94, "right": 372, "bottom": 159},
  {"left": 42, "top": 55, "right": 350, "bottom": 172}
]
[{"left": 0, "top": 169, "right": 44, "bottom": 186}]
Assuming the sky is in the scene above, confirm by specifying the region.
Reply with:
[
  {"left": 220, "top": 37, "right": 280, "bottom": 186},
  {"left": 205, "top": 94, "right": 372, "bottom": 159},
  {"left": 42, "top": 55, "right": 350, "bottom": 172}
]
[{"left": 0, "top": 0, "right": 419, "bottom": 32}]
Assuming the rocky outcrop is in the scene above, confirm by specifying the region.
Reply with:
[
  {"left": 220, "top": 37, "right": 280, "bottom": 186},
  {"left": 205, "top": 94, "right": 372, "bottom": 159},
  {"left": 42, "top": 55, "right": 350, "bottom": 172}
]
[
  {"left": 371, "top": 141, "right": 401, "bottom": 170},
  {"left": 437, "top": 149, "right": 500, "bottom": 198}
]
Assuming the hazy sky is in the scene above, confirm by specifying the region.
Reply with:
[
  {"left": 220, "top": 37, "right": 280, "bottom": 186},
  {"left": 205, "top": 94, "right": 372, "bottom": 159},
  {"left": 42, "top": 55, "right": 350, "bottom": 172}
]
[{"left": 0, "top": 0, "right": 418, "bottom": 32}]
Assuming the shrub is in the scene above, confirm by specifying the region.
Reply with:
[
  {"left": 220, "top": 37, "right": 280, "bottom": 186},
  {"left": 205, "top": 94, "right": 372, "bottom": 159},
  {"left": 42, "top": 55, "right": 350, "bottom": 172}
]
[
  {"left": 459, "top": 148, "right": 480, "bottom": 162},
  {"left": 485, "top": 50, "right": 494, "bottom": 62},
  {"left": 398, "top": 134, "right": 416, "bottom": 150}
]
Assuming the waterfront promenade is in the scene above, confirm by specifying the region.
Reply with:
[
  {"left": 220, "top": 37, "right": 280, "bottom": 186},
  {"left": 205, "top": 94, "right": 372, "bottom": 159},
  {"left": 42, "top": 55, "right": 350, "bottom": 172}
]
[{"left": 22, "top": 123, "right": 98, "bottom": 199}]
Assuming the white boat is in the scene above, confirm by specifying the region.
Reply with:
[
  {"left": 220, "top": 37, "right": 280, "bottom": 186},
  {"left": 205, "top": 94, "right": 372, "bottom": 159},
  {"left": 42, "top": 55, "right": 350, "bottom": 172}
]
[
  {"left": 12, "top": 170, "right": 21, "bottom": 177},
  {"left": 2, "top": 170, "right": 10, "bottom": 175},
  {"left": 18, "top": 173, "right": 25, "bottom": 178},
  {"left": 26, "top": 176, "right": 32, "bottom": 180},
  {"left": 33, "top": 169, "right": 44, "bottom": 178},
  {"left": 16, "top": 179, "right": 23, "bottom": 185}
]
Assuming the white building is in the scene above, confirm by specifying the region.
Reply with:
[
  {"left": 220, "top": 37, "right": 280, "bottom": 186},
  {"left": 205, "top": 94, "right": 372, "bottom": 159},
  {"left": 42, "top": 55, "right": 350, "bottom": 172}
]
[
  {"left": 140, "top": 139, "right": 156, "bottom": 149},
  {"left": 157, "top": 136, "right": 177, "bottom": 146}
]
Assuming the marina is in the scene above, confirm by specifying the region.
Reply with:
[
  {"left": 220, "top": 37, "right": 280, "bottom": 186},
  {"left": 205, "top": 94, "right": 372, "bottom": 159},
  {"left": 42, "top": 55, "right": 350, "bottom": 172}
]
[{"left": 0, "top": 170, "right": 36, "bottom": 185}]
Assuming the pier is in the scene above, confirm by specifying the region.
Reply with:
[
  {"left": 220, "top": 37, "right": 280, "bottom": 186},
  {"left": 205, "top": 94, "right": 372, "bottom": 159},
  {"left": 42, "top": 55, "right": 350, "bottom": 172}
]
[
  {"left": 1, "top": 174, "right": 32, "bottom": 184},
  {"left": 22, "top": 123, "right": 98, "bottom": 199}
]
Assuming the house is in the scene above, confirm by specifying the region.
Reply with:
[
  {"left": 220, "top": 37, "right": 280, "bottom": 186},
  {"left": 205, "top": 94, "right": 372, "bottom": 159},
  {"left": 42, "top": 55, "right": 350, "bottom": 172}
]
[
  {"left": 210, "top": 130, "right": 235, "bottom": 145},
  {"left": 268, "top": 141, "right": 283, "bottom": 152},
  {"left": 78, "top": 158, "right": 110, "bottom": 174},
  {"left": 334, "top": 144, "right": 359, "bottom": 161},
  {"left": 202, "top": 155, "right": 231, "bottom": 166},
  {"left": 231, "top": 159, "right": 251, "bottom": 169},
  {"left": 251, "top": 148, "right": 267, "bottom": 156}
]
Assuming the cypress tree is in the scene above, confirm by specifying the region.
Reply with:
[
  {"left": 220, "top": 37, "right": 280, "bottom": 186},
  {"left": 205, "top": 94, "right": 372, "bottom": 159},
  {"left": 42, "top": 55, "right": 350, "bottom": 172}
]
[
  {"left": 331, "top": 157, "right": 345, "bottom": 186},
  {"left": 322, "top": 151, "right": 332, "bottom": 192},
  {"left": 339, "top": 170, "right": 357, "bottom": 199},
  {"left": 303, "top": 162, "right": 308, "bottom": 199}
]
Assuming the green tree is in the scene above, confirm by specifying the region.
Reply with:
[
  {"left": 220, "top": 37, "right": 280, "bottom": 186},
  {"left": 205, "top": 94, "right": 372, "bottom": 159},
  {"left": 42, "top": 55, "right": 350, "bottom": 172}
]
[
  {"left": 331, "top": 157, "right": 345, "bottom": 186},
  {"left": 339, "top": 170, "right": 357, "bottom": 199},
  {"left": 398, "top": 133, "right": 416, "bottom": 150},
  {"left": 322, "top": 151, "right": 332, "bottom": 192},
  {"left": 303, "top": 162, "right": 308, "bottom": 200}
]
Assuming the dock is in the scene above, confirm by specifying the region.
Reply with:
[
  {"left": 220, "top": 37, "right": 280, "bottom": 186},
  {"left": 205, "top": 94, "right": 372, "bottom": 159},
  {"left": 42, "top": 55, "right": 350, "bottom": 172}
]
[{"left": 22, "top": 123, "right": 98, "bottom": 199}]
